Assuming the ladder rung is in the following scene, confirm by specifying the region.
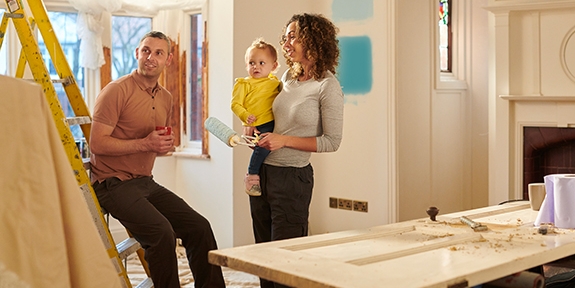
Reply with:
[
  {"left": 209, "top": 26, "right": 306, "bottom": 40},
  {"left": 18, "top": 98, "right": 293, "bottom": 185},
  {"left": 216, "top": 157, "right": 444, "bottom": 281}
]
[
  {"left": 52, "top": 76, "right": 75, "bottom": 86},
  {"left": 117, "top": 237, "right": 142, "bottom": 260},
  {"left": 135, "top": 277, "right": 154, "bottom": 288},
  {"left": 21, "top": 78, "right": 74, "bottom": 85},
  {"left": 51, "top": 78, "right": 67, "bottom": 84},
  {"left": 66, "top": 116, "right": 91, "bottom": 126},
  {"left": 4, "top": 13, "right": 24, "bottom": 19}
]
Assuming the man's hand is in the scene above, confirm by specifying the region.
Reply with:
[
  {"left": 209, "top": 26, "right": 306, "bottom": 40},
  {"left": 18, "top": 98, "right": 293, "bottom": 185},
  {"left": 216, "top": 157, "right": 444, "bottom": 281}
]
[
  {"left": 90, "top": 121, "right": 174, "bottom": 156},
  {"left": 146, "top": 129, "right": 174, "bottom": 154}
]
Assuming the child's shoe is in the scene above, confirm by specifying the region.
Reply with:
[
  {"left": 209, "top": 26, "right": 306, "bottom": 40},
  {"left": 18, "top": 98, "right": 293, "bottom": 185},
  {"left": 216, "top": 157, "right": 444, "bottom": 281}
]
[{"left": 245, "top": 173, "right": 262, "bottom": 196}]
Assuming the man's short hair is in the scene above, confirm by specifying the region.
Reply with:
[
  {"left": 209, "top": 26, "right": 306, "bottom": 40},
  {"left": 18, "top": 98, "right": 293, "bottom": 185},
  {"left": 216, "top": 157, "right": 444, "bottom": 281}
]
[{"left": 140, "top": 30, "right": 172, "bottom": 53}]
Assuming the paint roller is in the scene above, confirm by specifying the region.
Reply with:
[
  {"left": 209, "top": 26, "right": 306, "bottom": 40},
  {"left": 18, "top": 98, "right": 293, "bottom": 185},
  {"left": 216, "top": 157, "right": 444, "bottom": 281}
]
[{"left": 204, "top": 117, "right": 257, "bottom": 147}]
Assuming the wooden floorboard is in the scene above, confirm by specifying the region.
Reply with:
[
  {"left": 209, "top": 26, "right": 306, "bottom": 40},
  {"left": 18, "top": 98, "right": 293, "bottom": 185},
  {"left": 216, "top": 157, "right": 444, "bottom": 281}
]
[{"left": 127, "top": 246, "right": 260, "bottom": 287}]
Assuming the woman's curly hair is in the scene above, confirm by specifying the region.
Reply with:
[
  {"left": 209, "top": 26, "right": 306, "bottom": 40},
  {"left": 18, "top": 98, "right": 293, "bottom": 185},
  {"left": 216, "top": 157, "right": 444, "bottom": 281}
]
[{"left": 280, "top": 13, "right": 340, "bottom": 80}]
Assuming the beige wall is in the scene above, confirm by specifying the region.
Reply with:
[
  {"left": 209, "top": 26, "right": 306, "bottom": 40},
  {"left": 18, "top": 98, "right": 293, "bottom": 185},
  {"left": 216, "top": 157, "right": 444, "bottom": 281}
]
[
  {"left": 230, "top": 1, "right": 397, "bottom": 237},
  {"left": 487, "top": 0, "right": 575, "bottom": 204},
  {"left": 2, "top": 0, "right": 491, "bottom": 248},
  {"left": 156, "top": 0, "right": 396, "bottom": 247},
  {"left": 396, "top": 0, "right": 489, "bottom": 221},
  {"left": 121, "top": 0, "right": 491, "bottom": 247},
  {"left": 230, "top": 0, "right": 324, "bottom": 246},
  {"left": 31, "top": 0, "right": 575, "bottom": 251}
]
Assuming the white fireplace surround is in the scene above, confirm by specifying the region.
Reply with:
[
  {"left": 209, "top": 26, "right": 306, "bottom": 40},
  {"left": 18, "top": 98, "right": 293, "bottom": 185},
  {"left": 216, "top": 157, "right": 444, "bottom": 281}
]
[{"left": 487, "top": 0, "right": 575, "bottom": 204}]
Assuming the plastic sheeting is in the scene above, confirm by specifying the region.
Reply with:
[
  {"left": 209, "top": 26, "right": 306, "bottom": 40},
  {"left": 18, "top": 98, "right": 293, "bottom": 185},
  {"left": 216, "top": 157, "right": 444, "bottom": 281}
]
[
  {"left": 0, "top": 75, "right": 122, "bottom": 288},
  {"left": 67, "top": 0, "right": 204, "bottom": 69}
]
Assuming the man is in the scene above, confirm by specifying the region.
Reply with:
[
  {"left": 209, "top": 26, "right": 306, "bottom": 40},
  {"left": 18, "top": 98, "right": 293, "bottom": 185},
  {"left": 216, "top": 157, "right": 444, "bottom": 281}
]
[{"left": 90, "top": 31, "right": 225, "bottom": 288}]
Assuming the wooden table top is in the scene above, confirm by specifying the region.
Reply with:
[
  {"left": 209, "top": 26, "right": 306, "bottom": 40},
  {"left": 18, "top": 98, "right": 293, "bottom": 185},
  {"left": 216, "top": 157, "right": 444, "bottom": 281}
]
[{"left": 209, "top": 201, "right": 575, "bottom": 288}]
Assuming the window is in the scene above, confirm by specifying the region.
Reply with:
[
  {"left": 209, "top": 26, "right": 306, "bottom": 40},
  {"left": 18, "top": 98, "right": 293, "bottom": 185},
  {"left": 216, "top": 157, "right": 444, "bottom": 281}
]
[
  {"left": 186, "top": 12, "right": 207, "bottom": 154},
  {"left": 111, "top": 16, "right": 152, "bottom": 79},
  {"left": 3, "top": 4, "right": 208, "bottom": 154},
  {"left": 438, "top": 0, "right": 451, "bottom": 72},
  {"left": 38, "top": 11, "right": 85, "bottom": 139},
  {"left": 189, "top": 13, "right": 203, "bottom": 142},
  {"left": 436, "top": 0, "right": 466, "bottom": 90}
]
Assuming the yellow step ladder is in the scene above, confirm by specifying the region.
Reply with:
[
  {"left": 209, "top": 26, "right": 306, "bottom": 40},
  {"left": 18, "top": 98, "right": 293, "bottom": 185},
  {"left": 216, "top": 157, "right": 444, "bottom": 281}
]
[{"left": 0, "top": 0, "right": 151, "bottom": 287}]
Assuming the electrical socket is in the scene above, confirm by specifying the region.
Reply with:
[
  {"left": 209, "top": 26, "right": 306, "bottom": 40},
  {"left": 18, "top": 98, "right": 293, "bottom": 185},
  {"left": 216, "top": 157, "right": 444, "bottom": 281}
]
[
  {"left": 329, "top": 197, "right": 338, "bottom": 208},
  {"left": 338, "top": 198, "right": 353, "bottom": 210},
  {"left": 353, "top": 201, "right": 368, "bottom": 212}
]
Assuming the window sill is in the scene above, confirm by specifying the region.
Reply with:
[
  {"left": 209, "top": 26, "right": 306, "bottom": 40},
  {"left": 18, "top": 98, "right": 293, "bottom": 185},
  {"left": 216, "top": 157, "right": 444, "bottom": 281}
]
[
  {"left": 172, "top": 150, "right": 210, "bottom": 159},
  {"left": 437, "top": 72, "right": 468, "bottom": 90}
]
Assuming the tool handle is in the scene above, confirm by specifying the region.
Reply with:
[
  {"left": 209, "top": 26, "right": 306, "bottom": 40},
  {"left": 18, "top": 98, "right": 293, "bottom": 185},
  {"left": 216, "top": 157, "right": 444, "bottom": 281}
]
[{"left": 460, "top": 216, "right": 479, "bottom": 228}]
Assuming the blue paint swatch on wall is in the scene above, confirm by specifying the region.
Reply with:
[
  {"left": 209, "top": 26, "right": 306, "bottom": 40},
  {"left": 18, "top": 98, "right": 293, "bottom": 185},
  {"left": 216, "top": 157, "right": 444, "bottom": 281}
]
[
  {"left": 332, "top": 0, "right": 373, "bottom": 22},
  {"left": 337, "top": 36, "right": 372, "bottom": 95}
]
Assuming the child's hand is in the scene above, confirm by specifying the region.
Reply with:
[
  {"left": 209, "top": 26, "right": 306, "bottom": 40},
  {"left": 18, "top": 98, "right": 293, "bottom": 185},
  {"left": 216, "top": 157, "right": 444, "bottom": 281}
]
[{"left": 247, "top": 114, "right": 256, "bottom": 125}]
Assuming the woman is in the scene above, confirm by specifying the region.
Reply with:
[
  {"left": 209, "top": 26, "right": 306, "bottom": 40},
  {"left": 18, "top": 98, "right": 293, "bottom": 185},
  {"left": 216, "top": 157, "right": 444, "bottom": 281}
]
[{"left": 248, "top": 13, "right": 344, "bottom": 288}]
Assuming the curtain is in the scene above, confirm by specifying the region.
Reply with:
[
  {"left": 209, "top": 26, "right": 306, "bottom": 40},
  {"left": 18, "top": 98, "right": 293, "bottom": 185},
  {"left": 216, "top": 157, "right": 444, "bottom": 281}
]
[{"left": 67, "top": 0, "right": 204, "bottom": 69}]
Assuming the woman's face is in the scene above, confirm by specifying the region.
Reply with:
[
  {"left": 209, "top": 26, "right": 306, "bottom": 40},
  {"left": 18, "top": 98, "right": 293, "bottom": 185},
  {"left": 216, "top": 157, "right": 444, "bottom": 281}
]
[{"left": 282, "top": 22, "right": 307, "bottom": 64}]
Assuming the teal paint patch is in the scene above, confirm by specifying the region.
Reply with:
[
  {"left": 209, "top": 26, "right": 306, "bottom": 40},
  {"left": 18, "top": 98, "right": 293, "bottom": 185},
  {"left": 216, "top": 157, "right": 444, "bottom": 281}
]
[
  {"left": 332, "top": 0, "right": 373, "bottom": 22},
  {"left": 337, "top": 36, "right": 372, "bottom": 96}
]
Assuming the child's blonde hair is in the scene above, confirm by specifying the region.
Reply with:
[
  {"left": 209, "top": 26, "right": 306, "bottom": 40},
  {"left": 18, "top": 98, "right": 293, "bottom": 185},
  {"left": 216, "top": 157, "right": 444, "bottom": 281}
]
[{"left": 245, "top": 37, "right": 280, "bottom": 72}]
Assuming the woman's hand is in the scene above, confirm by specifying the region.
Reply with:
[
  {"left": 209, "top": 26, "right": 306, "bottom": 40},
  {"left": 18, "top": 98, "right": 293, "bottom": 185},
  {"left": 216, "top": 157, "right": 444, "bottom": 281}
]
[
  {"left": 243, "top": 126, "right": 257, "bottom": 137},
  {"left": 257, "top": 132, "right": 287, "bottom": 151},
  {"left": 258, "top": 133, "right": 318, "bottom": 152},
  {"left": 243, "top": 126, "right": 259, "bottom": 150}
]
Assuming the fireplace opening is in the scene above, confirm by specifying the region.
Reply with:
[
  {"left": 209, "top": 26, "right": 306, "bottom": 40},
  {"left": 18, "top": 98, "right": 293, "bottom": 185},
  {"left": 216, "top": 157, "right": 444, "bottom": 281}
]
[{"left": 523, "top": 127, "right": 575, "bottom": 199}]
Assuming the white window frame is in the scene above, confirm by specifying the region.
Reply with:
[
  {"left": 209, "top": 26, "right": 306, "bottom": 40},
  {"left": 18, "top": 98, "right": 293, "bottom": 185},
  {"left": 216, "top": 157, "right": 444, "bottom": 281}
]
[
  {"left": 2, "top": 1, "right": 208, "bottom": 156},
  {"left": 434, "top": 0, "right": 468, "bottom": 90},
  {"left": 173, "top": 6, "right": 207, "bottom": 157}
]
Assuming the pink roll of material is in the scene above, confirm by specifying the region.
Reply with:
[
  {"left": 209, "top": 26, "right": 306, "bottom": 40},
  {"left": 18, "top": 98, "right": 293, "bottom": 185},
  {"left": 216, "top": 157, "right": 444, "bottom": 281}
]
[{"left": 483, "top": 271, "right": 544, "bottom": 288}]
